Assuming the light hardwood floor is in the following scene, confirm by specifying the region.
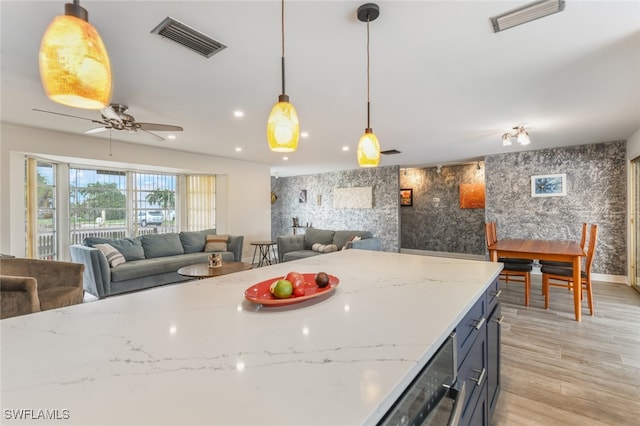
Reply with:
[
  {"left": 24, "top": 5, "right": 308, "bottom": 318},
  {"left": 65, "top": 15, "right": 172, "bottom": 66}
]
[{"left": 491, "top": 276, "right": 640, "bottom": 426}]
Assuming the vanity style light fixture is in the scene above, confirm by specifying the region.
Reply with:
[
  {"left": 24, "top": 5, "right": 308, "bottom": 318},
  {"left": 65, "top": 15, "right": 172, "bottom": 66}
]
[
  {"left": 356, "top": 3, "right": 381, "bottom": 167},
  {"left": 267, "top": 0, "right": 299, "bottom": 152},
  {"left": 502, "top": 126, "right": 531, "bottom": 146},
  {"left": 39, "top": 0, "right": 112, "bottom": 109},
  {"left": 491, "top": 0, "right": 565, "bottom": 33}
]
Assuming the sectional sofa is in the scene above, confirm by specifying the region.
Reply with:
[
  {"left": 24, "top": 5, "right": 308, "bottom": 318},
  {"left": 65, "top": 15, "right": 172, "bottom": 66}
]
[
  {"left": 70, "top": 229, "right": 243, "bottom": 299},
  {"left": 277, "top": 227, "right": 381, "bottom": 262}
]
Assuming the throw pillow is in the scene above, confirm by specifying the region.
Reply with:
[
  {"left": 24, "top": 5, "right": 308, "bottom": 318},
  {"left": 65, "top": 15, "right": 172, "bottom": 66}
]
[
  {"left": 94, "top": 243, "right": 126, "bottom": 267},
  {"left": 342, "top": 235, "right": 362, "bottom": 251},
  {"left": 312, "top": 243, "right": 338, "bottom": 253},
  {"left": 205, "top": 234, "right": 229, "bottom": 252}
]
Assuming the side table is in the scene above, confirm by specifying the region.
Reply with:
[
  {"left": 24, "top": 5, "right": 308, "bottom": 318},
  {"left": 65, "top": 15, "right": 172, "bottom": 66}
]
[{"left": 251, "top": 241, "right": 278, "bottom": 267}]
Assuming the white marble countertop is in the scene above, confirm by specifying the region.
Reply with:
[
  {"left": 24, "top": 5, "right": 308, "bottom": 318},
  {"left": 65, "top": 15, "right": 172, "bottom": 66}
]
[{"left": 1, "top": 250, "right": 501, "bottom": 425}]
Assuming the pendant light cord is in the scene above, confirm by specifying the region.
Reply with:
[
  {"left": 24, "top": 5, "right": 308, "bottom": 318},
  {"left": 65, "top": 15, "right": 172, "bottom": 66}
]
[
  {"left": 366, "top": 17, "right": 371, "bottom": 129},
  {"left": 281, "top": 0, "right": 286, "bottom": 96}
]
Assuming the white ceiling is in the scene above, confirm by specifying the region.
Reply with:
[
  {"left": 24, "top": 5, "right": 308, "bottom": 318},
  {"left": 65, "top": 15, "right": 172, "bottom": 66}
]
[{"left": 1, "top": 1, "right": 639, "bottom": 177}]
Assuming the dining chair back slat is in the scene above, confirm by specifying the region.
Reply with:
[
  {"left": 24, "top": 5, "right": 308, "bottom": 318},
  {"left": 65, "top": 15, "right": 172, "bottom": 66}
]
[{"left": 541, "top": 224, "right": 598, "bottom": 315}]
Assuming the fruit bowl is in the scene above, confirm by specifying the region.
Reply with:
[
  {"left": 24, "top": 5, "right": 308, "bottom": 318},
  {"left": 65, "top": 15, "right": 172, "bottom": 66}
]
[{"left": 244, "top": 273, "right": 339, "bottom": 306}]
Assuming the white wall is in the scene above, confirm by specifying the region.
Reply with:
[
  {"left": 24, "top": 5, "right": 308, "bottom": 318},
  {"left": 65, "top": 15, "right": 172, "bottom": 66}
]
[{"left": 0, "top": 123, "right": 272, "bottom": 261}]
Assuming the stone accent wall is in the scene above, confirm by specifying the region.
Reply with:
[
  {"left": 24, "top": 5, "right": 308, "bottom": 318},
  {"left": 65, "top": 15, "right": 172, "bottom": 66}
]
[
  {"left": 400, "top": 164, "right": 487, "bottom": 255},
  {"left": 271, "top": 166, "right": 400, "bottom": 252},
  {"left": 485, "top": 141, "right": 626, "bottom": 275}
]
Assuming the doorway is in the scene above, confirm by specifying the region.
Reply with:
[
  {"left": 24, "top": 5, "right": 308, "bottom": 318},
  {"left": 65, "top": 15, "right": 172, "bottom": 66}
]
[{"left": 632, "top": 157, "right": 640, "bottom": 290}]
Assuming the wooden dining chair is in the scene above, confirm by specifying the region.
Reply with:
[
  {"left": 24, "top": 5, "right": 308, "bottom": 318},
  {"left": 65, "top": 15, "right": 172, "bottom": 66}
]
[
  {"left": 541, "top": 224, "right": 598, "bottom": 315},
  {"left": 485, "top": 222, "right": 533, "bottom": 306},
  {"left": 539, "top": 222, "right": 588, "bottom": 268}
]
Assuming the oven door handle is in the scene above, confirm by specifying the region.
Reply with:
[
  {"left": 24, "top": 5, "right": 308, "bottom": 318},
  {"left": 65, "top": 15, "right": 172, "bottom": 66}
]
[{"left": 447, "top": 381, "right": 466, "bottom": 426}]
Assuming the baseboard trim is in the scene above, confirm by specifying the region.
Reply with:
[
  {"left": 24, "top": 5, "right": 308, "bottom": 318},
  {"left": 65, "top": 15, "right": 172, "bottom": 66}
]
[{"left": 400, "top": 248, "right": 485, "bottom": 261}]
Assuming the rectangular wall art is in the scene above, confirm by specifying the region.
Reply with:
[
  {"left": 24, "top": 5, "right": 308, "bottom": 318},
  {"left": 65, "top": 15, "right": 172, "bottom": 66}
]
[
  {"left": 531, "top": 174, "right": 567, "bottom": 197},
  {"left": 459, "top": 183, "right": 485, "bottom": 208}
]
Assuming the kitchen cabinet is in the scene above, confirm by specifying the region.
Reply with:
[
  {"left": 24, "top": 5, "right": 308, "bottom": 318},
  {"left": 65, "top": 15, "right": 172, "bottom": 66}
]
[{"left": 454, "top": 277, "right": 501, "bottom": 426}]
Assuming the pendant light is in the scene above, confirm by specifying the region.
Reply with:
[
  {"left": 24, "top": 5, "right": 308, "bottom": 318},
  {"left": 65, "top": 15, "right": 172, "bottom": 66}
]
[
  {"left": 267, "top": 0, "right": 299, "bottom": 152},
  {"left": 357, "top": 3, "right": 381, "bottom": 167},
  {"left": 39, "top": 0, "right": 112, "bottom": 109}
]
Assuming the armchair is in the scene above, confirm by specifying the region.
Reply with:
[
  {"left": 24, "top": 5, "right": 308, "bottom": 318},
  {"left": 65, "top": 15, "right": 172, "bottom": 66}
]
[
  {"left": 1, "top": 276, "right": 41, "bottom": 319},
  {"left": 0, "top": 258, "right": 84, "bottom": 319}
]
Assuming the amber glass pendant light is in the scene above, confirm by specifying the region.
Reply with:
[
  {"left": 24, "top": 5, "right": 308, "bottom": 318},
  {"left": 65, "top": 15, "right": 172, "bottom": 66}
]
[
  {"left": 39, "top": 0, "right": 112, "bottom": 109},
  {"left": 357, "top": 3, "right": 381, "bottom": 167},
  {"left": 267, "top": 0, "right": 299, "bottom": 152}
]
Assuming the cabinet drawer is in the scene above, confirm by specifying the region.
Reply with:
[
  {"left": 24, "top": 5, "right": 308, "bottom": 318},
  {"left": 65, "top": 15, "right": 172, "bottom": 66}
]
[
  {"left": 457, "top": 328, "right": 487, "bottom": 426},
  {"left": 486, "top": 278, "right": 501, "bottom": 315},
  {"left": 456, "top": 295, "right": 487, "bottom": 367}
]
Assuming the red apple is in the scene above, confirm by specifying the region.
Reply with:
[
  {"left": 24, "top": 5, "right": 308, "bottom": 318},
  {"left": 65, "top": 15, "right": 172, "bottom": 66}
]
[{"left": 285, "top": 271, "right": 306, "bottom": 296}]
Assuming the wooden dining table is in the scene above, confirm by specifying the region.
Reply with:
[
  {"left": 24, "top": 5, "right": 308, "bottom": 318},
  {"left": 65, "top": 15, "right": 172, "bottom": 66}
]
[{"left": 487, "top": 239, "right": 585, "bottom": 321}]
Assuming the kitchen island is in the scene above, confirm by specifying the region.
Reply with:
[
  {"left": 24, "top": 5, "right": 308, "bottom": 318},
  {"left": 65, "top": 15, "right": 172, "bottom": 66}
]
[{"left": 1, "top": 250, "right": 502, "bottom": 425}]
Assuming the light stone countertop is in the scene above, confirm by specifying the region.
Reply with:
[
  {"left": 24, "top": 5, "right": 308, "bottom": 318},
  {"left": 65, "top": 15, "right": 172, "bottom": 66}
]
[{"left": 1, "top": 250, "right": 502, "bottom": 425}]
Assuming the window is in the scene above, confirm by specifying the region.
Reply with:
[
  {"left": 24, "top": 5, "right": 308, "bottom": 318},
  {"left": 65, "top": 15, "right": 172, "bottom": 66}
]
[
  {"left": 26, "top": 158, "right": 57, "bottom": 259},
  {"left": 25, "top": 161, "right": 216, "bottom": 259},
  {"left": 132, "top": 172, "right": 176, "bottom": 234},
  {"left": 69, "top": 168, "right": 127, "bottom": 244}
]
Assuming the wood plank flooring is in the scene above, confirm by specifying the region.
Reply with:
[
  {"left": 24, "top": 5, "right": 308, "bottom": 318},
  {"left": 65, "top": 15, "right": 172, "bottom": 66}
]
[{"left": 491, "top": 276, "right": 640, "bottom": 426}]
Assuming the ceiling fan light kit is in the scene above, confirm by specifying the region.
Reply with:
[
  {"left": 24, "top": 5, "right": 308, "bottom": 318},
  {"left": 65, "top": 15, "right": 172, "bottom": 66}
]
[
  {"left": 39, "top": 0, "right": 112, "bottom": 109},
  {"left": 267, "top": 0, "right": 300, "bottom": 153},
  {"left": 357, "top": 3, "right": 381, "bottom": 168}
]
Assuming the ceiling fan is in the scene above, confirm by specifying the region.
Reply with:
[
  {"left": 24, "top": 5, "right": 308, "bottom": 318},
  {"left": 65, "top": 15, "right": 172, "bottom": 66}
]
[{"left": 33, "top": 104, "right": 183, "bottom": 141}]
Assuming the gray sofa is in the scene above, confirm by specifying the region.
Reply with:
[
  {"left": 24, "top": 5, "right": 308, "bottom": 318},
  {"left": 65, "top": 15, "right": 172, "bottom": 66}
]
[
  {"left": 277, "top": 228, "right": 381, "bottom": 262},
  {"left": 70, "top": 229, "right": 243, "bottom": 299}
]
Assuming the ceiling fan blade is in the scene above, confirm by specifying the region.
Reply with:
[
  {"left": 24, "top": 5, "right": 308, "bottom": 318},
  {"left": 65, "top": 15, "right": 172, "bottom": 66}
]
[
  {"left": 136, "top": 122, "right": 183, "bottom": 132},
  {"left": 139, "top": 128, "right": 165, "bottom": 142},
  {"left": 85, "top": 127, "right": 110, "bottom": 134},
  {"left": 33, "top": 108, "right": 105, "bottom": 125}
]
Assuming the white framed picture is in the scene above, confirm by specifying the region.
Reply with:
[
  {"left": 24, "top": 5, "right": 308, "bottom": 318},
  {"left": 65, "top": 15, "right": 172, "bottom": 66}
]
[{"left": 531, "top": 174, "right": 567, "bottom": 197}]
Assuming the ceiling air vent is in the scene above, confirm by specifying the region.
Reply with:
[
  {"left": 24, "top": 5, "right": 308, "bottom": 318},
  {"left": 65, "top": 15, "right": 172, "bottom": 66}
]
[
  {"left": 381, "top": 149, "right": 402, "bottom": 155},
  {"left": 151, "top": 17, "right": 227, "bottom": 58},
  {"left": 490, "top": 0, "right": 565, "bottom": 33}
]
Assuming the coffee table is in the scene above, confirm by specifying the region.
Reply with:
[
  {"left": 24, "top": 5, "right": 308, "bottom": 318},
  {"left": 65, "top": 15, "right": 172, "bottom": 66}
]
[{"left": 177, "top": 261, "right": 253, "bottom": 279}]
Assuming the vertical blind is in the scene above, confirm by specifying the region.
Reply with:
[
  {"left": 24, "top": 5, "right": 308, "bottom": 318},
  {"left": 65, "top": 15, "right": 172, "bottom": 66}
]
[{"left": 186, "top": 175, "right": 216, "bottom": 231}]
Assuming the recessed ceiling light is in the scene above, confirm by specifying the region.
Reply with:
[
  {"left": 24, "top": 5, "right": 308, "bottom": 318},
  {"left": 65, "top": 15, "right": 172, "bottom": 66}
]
[
  {"left": 283, "top": 156, "right": 289, "bottom": 161},
  {"left": 235, "top": 147, "right": 242, "bottom": 152},
  {"left": 342, "top": 146, "right": 350, "bottom": 151},
  {"left": 234, "top": 110, "right": 244, "bottom": 118},
  {"left": 167, "top": 135, "right": 176, "bottom": 140},
  {"left": 301, "top": 131, "right": 309, "bottom": 138}
]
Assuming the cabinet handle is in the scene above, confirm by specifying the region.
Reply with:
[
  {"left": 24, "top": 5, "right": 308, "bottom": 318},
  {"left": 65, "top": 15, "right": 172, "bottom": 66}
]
[
  {"left": 473, "top": 317, "right": 485, "bottom": 330},
  {"left": 493, "top": 315, "right": 504, "bottom": 325},
  {"left": 471, "top": 368, "right": 486, "bottom": 387},
  {"left": 491, "top": 289, "right": 502, "bottom": 298}
]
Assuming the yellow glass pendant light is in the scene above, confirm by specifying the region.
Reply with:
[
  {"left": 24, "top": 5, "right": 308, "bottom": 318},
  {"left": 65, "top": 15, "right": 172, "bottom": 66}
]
[
  {"left": 267, "top": 0, "right": 299, "bottom": 152},
  {"left": 357, "top": 3, "right": 381, "bottom": 167},
  {"left": 39, "top": 1, "right": 112, "bottom": 109}
]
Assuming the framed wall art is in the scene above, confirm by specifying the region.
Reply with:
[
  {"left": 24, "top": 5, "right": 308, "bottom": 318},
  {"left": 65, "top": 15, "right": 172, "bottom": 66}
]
[
  {"left": 400, "top": 188, "right": 413, "bottom": 207},
  {"left": 531, "top": 174, "right": 566, "bottom": 197}
]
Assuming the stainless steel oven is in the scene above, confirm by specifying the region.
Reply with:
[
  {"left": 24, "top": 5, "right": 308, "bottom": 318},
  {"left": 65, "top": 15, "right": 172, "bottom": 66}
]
[{"left": 378, "top": 332, "right": 464, "bottom": 426}]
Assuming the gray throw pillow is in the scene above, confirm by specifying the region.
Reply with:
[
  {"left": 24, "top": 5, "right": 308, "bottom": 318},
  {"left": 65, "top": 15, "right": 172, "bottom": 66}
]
[
  {"left": 179, "top": 230, "right": 207, "bottom": 253},
  {"left": 84, "top": 236, "right": 145, "bottom": 261},
  {"left": 141, "top": 233, "right": 185, "bottom": 258},
  {"left": 303, "top": 228, "right": 336, "bottom": 250}
]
